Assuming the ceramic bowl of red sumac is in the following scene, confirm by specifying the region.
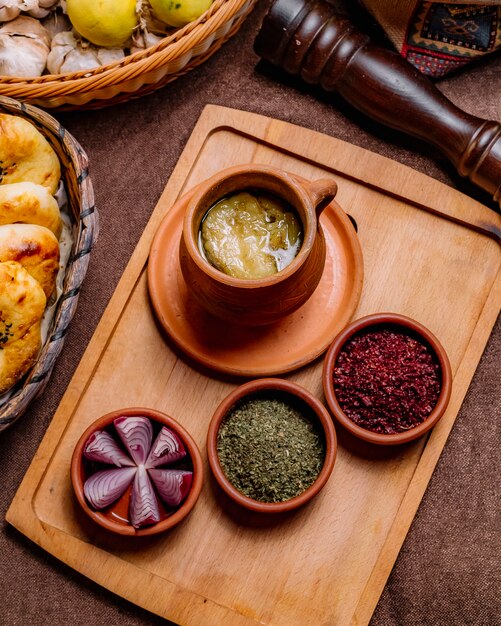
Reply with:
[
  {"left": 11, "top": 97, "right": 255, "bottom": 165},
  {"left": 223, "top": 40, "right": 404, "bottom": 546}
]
[
  {"left": 71, "top": 407, "right": 203, "bottom": 536},
  {"left": 322, "top": 313, "right": 452, "bottom": 445}
]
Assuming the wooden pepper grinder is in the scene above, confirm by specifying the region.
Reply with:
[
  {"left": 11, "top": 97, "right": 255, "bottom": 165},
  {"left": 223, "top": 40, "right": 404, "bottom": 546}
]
[{"left": 254, "top": 0, "right": 501, "bottom": 209}]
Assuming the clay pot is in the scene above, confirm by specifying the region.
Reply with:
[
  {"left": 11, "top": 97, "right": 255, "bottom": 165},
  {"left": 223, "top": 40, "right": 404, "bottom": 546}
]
[
  {"left": 179, "top": 164, "right": 337, "bottom": 325},
  {"left": 71, "top": 407, "right": 203, "bottom": 536},
  {"left": 322, "top": 313, "right": 453, "bottom": 446},
  {"left": 207, "top": 378, "right": 337, "bottom": 514}
]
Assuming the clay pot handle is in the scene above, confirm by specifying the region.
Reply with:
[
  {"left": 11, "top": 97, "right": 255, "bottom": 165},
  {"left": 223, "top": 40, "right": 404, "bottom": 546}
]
[{"left": 304, "top": 178, "right": 338, "bottom": 217}]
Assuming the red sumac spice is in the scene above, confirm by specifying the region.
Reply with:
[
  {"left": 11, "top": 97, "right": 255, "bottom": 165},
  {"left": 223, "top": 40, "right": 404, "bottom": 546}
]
[{"left": 333, "top": 327, "right": 441, "bottom": 434}]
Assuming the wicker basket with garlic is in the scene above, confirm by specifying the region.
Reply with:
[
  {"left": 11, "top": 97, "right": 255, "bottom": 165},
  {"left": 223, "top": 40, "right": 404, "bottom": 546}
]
[{"left": 0, "top": 0, "right": 257, "bottom": 109}]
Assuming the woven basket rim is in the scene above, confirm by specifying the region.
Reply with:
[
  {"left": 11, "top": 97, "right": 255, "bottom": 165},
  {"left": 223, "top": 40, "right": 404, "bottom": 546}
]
[
  {"left": 0, "top": 0, "right": 245, "bottom": 86},
  {"left": 0, "top": 95, "right": 98, "bottom": 431}
]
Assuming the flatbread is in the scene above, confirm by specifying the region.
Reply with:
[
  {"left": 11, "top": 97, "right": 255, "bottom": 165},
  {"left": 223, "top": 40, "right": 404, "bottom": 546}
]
[
  {"left": 0, "top": 223, "right": 60, "bottom": 298},
  {"left": 0, "top": 181, "right": 62, "bottom": 237},
  {"left": 0, "top": 114, "right": 60, "bottom": 194},
  {"left": 0, "top": 261, "right": 46, "bottom": 394}
]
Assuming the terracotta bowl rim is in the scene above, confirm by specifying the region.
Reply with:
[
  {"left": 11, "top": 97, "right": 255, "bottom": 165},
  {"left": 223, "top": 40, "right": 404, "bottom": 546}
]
[
  {"left": 70, "top": 406, "right": 204, "bottom": 536},
  {"left": 207, "top": 378, "right": 337, "bottom": 513},
  {"left": 322, "top": 313, "right": 452, "bottom": 446},
  {"left": 182, "top": 163, "right": 323, "bottom": 289}
]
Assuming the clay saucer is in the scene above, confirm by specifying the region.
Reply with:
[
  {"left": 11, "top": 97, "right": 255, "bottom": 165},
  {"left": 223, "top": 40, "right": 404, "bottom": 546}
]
[{"left": 147, "top": 190, "right": 363, "bottom": 377}]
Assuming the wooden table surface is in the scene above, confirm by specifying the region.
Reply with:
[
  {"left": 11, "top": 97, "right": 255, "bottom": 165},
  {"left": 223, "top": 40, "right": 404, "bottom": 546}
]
[{"left": 1, "top": 2, "right": 500, "bottom": 625}]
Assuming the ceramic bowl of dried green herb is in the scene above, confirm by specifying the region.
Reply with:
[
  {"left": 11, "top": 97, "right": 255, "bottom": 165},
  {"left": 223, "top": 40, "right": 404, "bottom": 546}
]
[{"left": 207, "top": 378, "right": 337, "bottom": 513}]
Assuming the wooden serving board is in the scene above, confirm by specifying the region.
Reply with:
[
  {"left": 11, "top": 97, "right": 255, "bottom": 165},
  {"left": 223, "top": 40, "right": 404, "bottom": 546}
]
[{"left": 7, "top": 106, "right": 501, "bottom": 626}]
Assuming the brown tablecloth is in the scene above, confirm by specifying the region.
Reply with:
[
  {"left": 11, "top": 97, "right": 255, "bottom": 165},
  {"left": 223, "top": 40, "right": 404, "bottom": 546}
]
[{"left": 1, "top": 2, "right": 500, "bottom": 625}]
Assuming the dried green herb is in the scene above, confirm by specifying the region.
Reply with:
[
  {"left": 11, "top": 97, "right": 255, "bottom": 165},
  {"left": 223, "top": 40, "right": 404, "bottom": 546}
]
[{"left": 217, "top": 394, "right": 325, "bottom": 503}]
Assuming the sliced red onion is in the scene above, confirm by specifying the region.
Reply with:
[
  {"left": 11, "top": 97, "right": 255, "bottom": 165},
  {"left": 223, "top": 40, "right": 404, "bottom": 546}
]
[
  {"left": 83, "top": 467, "right": 136, "bottom": 510},
  {"left": 149, "top": 469, "right": 193, "bottom": 507},
  {"left": 130, "top": 465, "right": 161, "bottom": 528},
  {"left": 83, "top": 430, "right": 135, "bottom": 467},
  {"left": 145, "top": 426, "right": 187, "bottom": 468},
  {"left": 114, "top": 415, "right": 153, "bottom": 466}
]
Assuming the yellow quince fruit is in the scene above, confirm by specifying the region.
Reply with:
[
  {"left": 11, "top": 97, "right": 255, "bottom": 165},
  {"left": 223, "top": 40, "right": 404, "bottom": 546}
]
[
  {"left": 67, "top": 0, "right": 138, "bottom": 48},
  {"left": 149, "top": 0, "right": 213, "bottom": 28}
]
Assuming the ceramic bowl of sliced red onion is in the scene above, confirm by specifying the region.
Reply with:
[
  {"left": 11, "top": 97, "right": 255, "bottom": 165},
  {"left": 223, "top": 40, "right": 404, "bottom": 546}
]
[
  {"left": 71, "top": 407, "right": 203, "bottom": 536},
  {"left": 322, "top": 313, "right": 452, "bottom": 446}
]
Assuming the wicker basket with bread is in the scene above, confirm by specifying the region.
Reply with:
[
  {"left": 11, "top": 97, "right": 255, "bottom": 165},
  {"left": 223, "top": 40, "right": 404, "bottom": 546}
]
[{"left": 0, "top": 94, "right": 97, "bottom": 431}]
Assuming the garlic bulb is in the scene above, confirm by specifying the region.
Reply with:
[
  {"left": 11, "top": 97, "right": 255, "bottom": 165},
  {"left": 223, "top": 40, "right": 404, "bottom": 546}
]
[
  {"left": 138, "top": 0, "right": 169, "bottom": 36},
  {"left": 0, "top": 16, "right": 50, "bottom": 77},
  {"left": 0, "top": 1, "right": 22, "bottom": 22},
  {"left": 41, "top": 10, "right": 71, "bottom": 39},
  {"left": 0, "top": 0, "right": 59, "bottom": 21},
  {"left": 26, "top": 0, "right": 59, "bottom": 19},
  {"left": 47, "top": 30, "right": 124, "bottom": 74},
  {"left": 96, "top": 46, "right": 125, "bottom": 66},
  {"left": 130, "top": 27, "right": 163, "bottom": 54}
]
